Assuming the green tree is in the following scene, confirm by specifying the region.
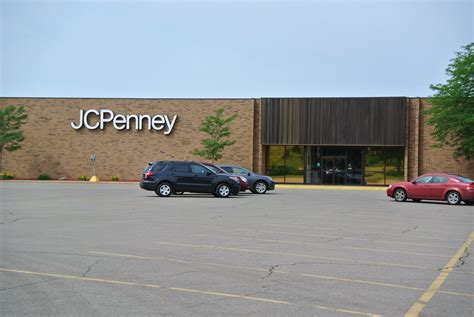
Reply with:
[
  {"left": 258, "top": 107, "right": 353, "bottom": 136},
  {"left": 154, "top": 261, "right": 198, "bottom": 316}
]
[
  {"left": 426, "top": 43, "right": 474, "bottom": 159},
  {"left": 192, "top": 108, "right": 238, "bottom": 162},
  {"left": 0, "top": 106, "right": 28, "bottom": 171}
]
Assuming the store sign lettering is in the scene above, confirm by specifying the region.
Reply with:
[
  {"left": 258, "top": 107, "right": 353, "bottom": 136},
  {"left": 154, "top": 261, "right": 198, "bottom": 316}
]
[{"left": 71, "top": 109, "right": 178, "bottom": 135}]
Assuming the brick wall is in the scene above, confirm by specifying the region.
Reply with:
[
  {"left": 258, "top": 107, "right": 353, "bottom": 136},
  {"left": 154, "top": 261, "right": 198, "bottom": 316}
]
[
  {"left": 407, "top": 98, "right": 474, "bottom": 179},
  {"left": 0, "top": 98, "right": 256, "bottom": 180}
]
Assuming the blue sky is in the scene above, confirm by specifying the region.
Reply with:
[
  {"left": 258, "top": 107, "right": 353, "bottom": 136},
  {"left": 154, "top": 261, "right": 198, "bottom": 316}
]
[{"left": 1, "top": 0, "right": 472, "bottom": 98}]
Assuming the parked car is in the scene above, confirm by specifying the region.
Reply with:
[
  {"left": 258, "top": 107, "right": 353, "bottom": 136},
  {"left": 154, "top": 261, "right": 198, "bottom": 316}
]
[
  {"left": 387, "top": 173, "right": 474, "bottom": 205},
  {"left": 140, "top": 161, "right": 240, "bottom": 198},
  {"left": 202, "top": 163, "right": 249, "bottom": 191},
  {"left": 219, "top": 165, "right": 275, "bottom": 194}
]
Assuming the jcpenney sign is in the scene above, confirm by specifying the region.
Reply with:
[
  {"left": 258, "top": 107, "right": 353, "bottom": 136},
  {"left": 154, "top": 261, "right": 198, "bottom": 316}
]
[{"left": 71, "top": 109, "right": 178, "bottom": 135}]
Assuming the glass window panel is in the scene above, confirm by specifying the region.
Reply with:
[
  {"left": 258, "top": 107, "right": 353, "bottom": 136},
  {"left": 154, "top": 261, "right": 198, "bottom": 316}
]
[
  {"left": 365, "top": 147, "right": 385, "bottom": 185},
  {"left": 346, "top": 148, "right": 363, "bottom": 185},
  {"left": 385, "top": 147, "right": 404, "bottom": 185},
  {"left": 267, "top": 146, "right": 286, "bottom": 182},
  {"left": 285, "top": 146, "right": 304, "bottom": 183}
]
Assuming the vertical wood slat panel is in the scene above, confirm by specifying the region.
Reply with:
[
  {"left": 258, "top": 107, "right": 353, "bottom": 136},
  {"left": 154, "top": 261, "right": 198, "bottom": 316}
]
[{"left": 261, "top": 97, "right": 406, "bottom": 145}]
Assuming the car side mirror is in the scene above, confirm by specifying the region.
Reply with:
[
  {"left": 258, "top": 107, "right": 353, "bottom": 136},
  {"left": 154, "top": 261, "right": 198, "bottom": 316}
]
[
  {"left": 247, "top": 172, "right": 251, "bottom": 176},
  {"left": 412, "top": 181, "right": 417, "bottom": 184},
  {"left": 206, "top": 171, "right": 213, "bottom": 176}
]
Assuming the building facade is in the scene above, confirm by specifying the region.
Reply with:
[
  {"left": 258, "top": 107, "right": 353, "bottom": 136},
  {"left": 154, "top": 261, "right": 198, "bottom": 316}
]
[{"left": 1, "top": 97, "right": 472, "bottom": 183}]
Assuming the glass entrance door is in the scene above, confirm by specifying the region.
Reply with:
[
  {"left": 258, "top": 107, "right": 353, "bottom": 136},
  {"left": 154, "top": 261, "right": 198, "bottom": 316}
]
[{"left": 322, "top": 156, "right": 346, "bottom": 184}]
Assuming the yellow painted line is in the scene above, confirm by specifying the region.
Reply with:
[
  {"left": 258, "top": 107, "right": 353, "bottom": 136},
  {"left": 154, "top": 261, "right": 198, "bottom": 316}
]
[
  {"left": 194, "top": 234, "right": 449, "bottom": 258},
  {"left": 169, "top": 287, "right": 290, "bottom": 305},
  {"left": 275, "top": 184, "right": 386, "bottom": 191},
  {"left": 234, "top": 228, "right": 458, "bottom": 250},
  {"left": 404, "top": 231, "right": 474, "bottom": 317},
  {"left": 0, "top": 266, "right": 382, "bottom": 316},
  {"left": 154, "top": 241, "right": 429, "bottom": 270},
  {"left": 0, "top": 267, "right": 161, "bottom": 288},
  {"left": 90, "top": 251, "right": 474, "bottom": 298}
]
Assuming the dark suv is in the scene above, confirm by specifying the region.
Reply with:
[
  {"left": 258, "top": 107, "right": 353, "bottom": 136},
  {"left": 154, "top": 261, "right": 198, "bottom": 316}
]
[{"left": 140, "top": 161, "right": 240, "bottom": 198}]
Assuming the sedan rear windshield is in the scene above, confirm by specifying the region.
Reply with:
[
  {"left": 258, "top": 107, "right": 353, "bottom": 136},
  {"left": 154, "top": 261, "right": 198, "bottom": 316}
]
[{"left": 456, "top": 176, "right": 473, "bottom": 183}]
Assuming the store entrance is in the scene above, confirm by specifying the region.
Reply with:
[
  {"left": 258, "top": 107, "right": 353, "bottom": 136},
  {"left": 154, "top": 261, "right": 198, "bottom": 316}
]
[
  {"left": 321, "top": 156, "right": 346, "bottom": 184},
  {"left": 305, "top": 146, "right": 364, "bottom": 185}
]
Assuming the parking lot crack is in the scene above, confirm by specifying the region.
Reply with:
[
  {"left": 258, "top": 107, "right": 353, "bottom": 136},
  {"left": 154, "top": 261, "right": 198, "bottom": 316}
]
[
  {"left": 0, "top": 278, "right": 59, "bottom": 292},
  {"left": 0, "top": 217, "right": 31, "bottom": 225},
  {"left": 82, "top": 260, "right": 101, "bottom": 277},
  {"left": 262, "top": 265, "right": 281, "bottom": 279},
  {"left": 165, "top": 270, "right": 197, "bottom": 279},
  {"left": 402, "top": 225, "right": 419, "bottom": 234},
  {"left": 440, "top": 247, "right": 470, "bottom": 271}
]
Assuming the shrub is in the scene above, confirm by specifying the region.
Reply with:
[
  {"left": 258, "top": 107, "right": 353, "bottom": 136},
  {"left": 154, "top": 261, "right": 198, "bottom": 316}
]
[
  {"left": 78, "top": 175, "right": 89, "bottom": 181},
  {"left": 1, "top": 172, "right": 15, "bottom": 180},
  {"left": 111, "top": 176, "right": 119, "bottom": 181},
  {"left": 38, "top": 174, "right": 52, "bottom": 180}
]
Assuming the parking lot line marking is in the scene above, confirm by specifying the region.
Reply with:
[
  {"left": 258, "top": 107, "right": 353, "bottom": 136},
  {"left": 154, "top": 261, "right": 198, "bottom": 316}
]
[
  {"left": 169, "top": 287, "right": 290, "bottom": 305},
  {"left": 193, "top": 234, "right": 449, "bottom": 258},
  {"left": 404, "top": 231, "right": 474, "bottom": 317},
  {"left": 260, "top": 224, "right": 466, "bottom": 242},
  {"left": 0, "top": 267, "right": 161, "bottom": 288},
  {"left": 90, "top": 251, "right": 474, "bottom": 298},
  {"left": 154, "top": 241, "right": 430, "bottom": 270},
  {"left": 262, "top": 223, "right": 466, "bottom": 242},
  {"left": 0, "top": 266, "right": 382, "bottom": 316},
  {"left": 233, "top": 228, "right": 458, "bottom": 251},
  {"left": 89, "top": 251, "right": 270, "bottom": 272},
  {"left": 437, "top": 290, "right": 474, "bottom": 298}
]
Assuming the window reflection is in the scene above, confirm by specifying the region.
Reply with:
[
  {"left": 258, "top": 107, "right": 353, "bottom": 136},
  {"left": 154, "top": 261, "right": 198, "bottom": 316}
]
[
  {"left": 267, "top": 146, "right": 404, "bottom": 185},
  {"left": 266, "top": 145, "right": 304, "bottom": 183}
]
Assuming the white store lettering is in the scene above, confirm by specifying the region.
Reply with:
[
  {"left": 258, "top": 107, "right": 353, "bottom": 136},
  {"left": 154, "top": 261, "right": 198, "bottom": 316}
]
[{"left": 71, "top": 109, "right": 178, "bottom": 134}]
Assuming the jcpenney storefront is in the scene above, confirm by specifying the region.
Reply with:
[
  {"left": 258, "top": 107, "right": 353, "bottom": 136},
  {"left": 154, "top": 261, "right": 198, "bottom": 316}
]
[
  {"left": 261, "top": 98, "right": 406, "bottom": 185},
  {"left": 0, "top": 97, "right": 471, "bottom": 182}
]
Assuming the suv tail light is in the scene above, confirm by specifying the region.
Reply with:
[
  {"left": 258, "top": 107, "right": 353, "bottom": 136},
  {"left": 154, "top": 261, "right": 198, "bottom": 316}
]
[{"left": 144, "top": 171, "right": 154, "bottom": 179}]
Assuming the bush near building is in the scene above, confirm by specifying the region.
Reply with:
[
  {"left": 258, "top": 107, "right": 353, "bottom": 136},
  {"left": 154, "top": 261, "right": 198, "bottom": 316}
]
[{"left": 1, "top": 172, "right": 14, "bottom": 179}]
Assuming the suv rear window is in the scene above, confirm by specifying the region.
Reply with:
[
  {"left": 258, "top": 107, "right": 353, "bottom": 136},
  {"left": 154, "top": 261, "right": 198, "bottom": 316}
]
[{"left": 152, "top": 163, "right": 167, "bottom": 173}]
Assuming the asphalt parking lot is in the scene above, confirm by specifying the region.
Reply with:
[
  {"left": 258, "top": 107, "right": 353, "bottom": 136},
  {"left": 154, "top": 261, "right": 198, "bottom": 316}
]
[{"left": 1, "top": 182, "right": 472, "bottom": 316}]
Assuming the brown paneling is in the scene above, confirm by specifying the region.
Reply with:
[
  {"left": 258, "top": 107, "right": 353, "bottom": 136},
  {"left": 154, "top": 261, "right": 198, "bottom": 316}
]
[{"left": 262, "top": 98, "right": 406, "bottom": 146}]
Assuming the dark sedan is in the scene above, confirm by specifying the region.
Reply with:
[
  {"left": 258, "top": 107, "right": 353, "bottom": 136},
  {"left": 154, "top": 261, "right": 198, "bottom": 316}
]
[
  {"left": 219, "top": 165, "right": 275, "bottom": 194},
  {"left": 387, "top": 173, "right": 474, "bottom": 205},
  {"left": 202, "top": 163, "right": 249, "bottom": 191}
]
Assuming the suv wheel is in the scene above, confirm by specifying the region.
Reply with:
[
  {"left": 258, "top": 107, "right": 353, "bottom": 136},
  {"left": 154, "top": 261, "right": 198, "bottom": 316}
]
[
  {"left": 216, "top": 183, "right": 231, "bottom": 198},
  {"left": 254, "top": 181, "right": 268, "bottom": 194},
  {"left": 156, "top": 182, "right": 172, "bottom": 197},
  {"left": 446, "top": 191, "right": 461, "bottom": 205},
  {"left": 393, "top": 188, "right": 407, "bottom": 202}
]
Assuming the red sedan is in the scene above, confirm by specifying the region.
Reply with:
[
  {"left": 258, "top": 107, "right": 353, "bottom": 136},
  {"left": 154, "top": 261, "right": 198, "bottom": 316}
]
[{"left": 387, "top": 173, "right": 474, "bottom": 205}]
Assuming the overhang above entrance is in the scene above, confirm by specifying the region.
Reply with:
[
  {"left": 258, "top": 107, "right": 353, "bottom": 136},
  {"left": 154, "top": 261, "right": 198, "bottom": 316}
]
[{"left": 261, "top": 97, "right": 406, "bottom": 146}]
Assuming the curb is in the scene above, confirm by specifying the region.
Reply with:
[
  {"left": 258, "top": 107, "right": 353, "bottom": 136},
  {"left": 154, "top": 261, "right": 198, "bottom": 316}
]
[{"left": 276, "top": 184, "right": 387, "bottom": 191}]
